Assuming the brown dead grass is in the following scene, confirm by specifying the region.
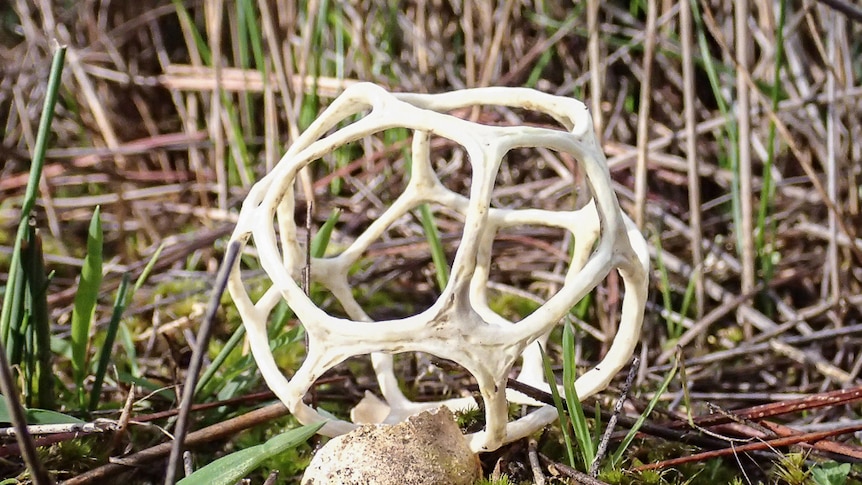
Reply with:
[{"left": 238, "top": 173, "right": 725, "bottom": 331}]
[{"left": 1, "top": 0, "right": 862, "bottom": 483}]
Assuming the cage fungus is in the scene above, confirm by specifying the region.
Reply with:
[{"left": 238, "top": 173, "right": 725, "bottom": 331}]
[{"left": 227, "top": 83, "right": 649, "bottom": 452}]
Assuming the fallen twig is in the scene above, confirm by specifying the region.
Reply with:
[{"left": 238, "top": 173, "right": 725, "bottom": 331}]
[
  {"left": 61, "top": 402, "right": 289, "bottom": 485},
  {"left": 0, "top": 420, "right": 117, "bottom": 437},
  {"left": 633, "top": 422, "right": 862, "bottom": 471},
  {"left": 590, "top": 356, "right": 640, "bottom": 476}
]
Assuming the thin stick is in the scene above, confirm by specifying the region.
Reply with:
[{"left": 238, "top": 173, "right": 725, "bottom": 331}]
[
  {"left": 587, "top": 0, "right": 602, "bottom": 135},
  {"left": 769, "top": 339, "right": 852, "bottom": 383},
  {"left": 815, "top": 0, "right": 862, "bottom": 22},
  {"left": 825, "top": 8, "right": 842, "bottom": 302},
  {"left": 634, "top": 0, "right": 657, "bottom": 228},
  {"left": 590, "top": 357, "right": 640, "bottom": 477},
  {"left": 182, "top": 450, "right": 195, "bottom": 477},
  {"left": 110, "top": 385, "right": 136, "bottom": 450},
  {"left": 680, "top": 0, "right": 704, "bottom": 320},
  {"left": 262, "top": 470, "right": 280, "bottom": 485},
  {"left": 462, "top": 0, "right": 476, "bottom": 87},
  {"left": 736, "top": 0, "right": 755, "bottom": 314},
  {"left": 633, "top": 422, "right": 862, "bottom": 472},
  {"left": 304, "top": 201, "right": 313, "bottom": 295},
  {"left": 476, "top": 0, "right": 515, "bottom": 88},
  {"left": 206, "top": 0, "right": 227, "bottom": 210},
  {"left": 0, "top": 420, "right": 117, "bottom": 436},
  {"left": 256, "top": 0, "right": 298, "bottom": 142},
  {"left": 56, "top": 26, "right": 125, "bottom": 170},
  {"left": 527, "top": 438, "right": 546, "bottom": 485},
  {"left": 163, "top": 240, "right": 241, "bottom": 485},
  {"left": 539, "top": 454, "right": 610, "bottom": 485},
  {"left": 506, "top": 379, "right": 730, "bottom": 450},
  {"left": 65, "top": 402, "right": 289, "bottom": 485}
]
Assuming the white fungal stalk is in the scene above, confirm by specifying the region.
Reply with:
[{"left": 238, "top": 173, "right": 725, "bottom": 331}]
[{"left": 227, "top": 83, "right": 649, "bottom": 452}]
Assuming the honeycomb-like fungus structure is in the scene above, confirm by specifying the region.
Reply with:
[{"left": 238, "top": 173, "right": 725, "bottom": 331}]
[{"left": 227, "top": 83, "right": 649, "bottom": 452}]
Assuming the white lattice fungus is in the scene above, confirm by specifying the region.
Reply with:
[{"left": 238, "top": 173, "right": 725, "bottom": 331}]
[{"left": 226, "top": 83, "right": 649, "bottom": 452}]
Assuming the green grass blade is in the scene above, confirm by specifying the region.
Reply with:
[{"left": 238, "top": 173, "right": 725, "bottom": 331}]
[
  {"left": 224, "top": 100, "right": 253, "bottom": 186},
  {"left": 88, "top": 273, "right": 130, "bottom": 411},
  {"left": 755, "top": 0, "right": 787, "bottom": 299},
  {"left": 0, "top": 398, "right": 84, "bottom": 425},
  {"left": 539, "top": 344, "right": 576, "bottom": 468},
  {"left": 240, "top": 0, "right": 265, "bottom": 69},
  {"left": 610, "top": 358, "right": 678, "bottom": 467},
  {"left": 562, "top": 321, "right": 595, "bottom": 470},
  {"left": 652, "top": 234, "right": 679, "bottom": 339},
  {"left": 399, "top": 129, "right": 450, "bottom": 291},
  {"left": 195, "top": 324, "right": 245, "bottom": 396},
  {"left": 0, "top": 46, "right": 64, "bottom": 485},
  {"left": 23, "top": 227, "right": 53, "bottom": 409},
  {"left": 418, "top": 204, "right": 450, "bottom": 291},
  {"left": 5, "top": 253, "right": 26, "bottom": 366},
  {"left": 71, "top": 206, "right": 103, "bottom": 409},
  {"left": 171, "top": 0, "right": 211, "bottom": 64},
  {"left": 592, "top": 401, "right": 602, "bottom": 451},
  {"left": 679, "top": 267, "right": 700, "bottom": 321},
  {"left": 132, "top": 243, "right": 165, "bottom": 299},
  {"left": 0, "top": 46, "right": 65, "bottom": 346},
  {"left": 234, "top": 0, "right": 255, "bottom": 137},
  {"left": 177, "top": 422, "right": 324, "bottom": 485},
  {"left": 311, "top": 208, "right": 341, "bottom": 258},
  {"left": 688, "top": 0, "right": 742, "bottom": 260},
  {"left": 19, "top": 59, "right": 63, "bottom": 215},
  {"left": 118, "top": 322, "right": 140, "bottom": 377},
  {"left": 108, "top": 242, "right": 165, "bottom": 377}
]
